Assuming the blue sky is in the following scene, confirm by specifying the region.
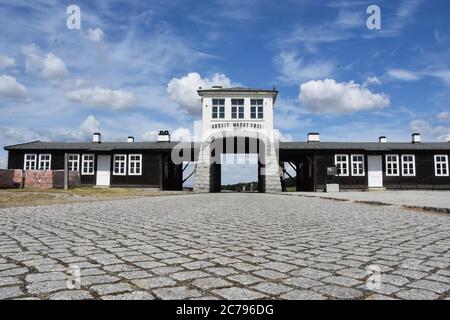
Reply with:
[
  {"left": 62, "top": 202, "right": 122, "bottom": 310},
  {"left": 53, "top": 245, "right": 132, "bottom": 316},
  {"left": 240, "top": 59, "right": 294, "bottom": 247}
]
[{"left": 0, "top": 0, "right": 449, "bottom": 183}]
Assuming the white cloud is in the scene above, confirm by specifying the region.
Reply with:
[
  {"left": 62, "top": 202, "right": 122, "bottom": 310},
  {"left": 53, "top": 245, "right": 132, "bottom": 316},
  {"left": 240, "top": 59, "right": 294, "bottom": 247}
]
[
  {"left": 172, "top": 127, "right": 192, "bottom": 141},
  {"left": 299, "top": 79, "right": 390, "bottom": 114},
  {"left": 167, "top": 72, "right": 236, "bottom": 115},
  {"left": 79, "top": 115, "right": 101, "bottom": 140},
  {"left": 437, "top": 112, "right": 449, "bottom": 121},
  {"left": 22, "top": 44, "right": 68, "bottom": 79},
  {"left": 0, "top": 54, "right": 15, "bottom": 69},
  {"left": 0, "top": 75, "right": 27, "bottom": 99},
  {"left": 67, "top": 86, "right": 136, "bottom": 110},
  {"left": 142, "top": 130, "right": 159, "bottom": 141},
  {"left": 387, "top": 69, "right": 420, "bottom": 81},
  {"left": 86, "top": 28, "right": 104, "bottom": 42},
  {"left": 273, "top": 129, "right": 293, "bottom": 142},
  {"left": 410, "top": 119, "right": 450, "bottom": 142},
  {"left": 274, "top": 51, "right": 335, "bottom": 85},
  {"left": 365, "top": 76, "right": 382, "bottom": 85}
]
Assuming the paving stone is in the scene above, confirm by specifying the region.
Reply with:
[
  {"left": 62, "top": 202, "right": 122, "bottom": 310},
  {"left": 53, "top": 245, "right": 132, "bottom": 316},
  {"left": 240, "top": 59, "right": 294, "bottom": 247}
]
[
  {"left": 153, "top": 286, "right": 202, "bottom": 300},
  {"left": 102, "top": 291, "right": 154, "bottom": 300},
  {"left": 260, "top": 262, "right": 297, "bottom": 273},
  {"left": 280, "top": 290, "right": 326, "bottom": 300},
  {"left": 206, "top": 267, "right": 239, "bottom": 277},
  {"left": 26, "top": 272, "right": 67, "bottom": 283},
  {"left": 49, "top": 290, "right": 93, "bottom": 300},
  {"left": 322, "top": 276, "right": 362, "bottom": 287},
  {"left": 382, "top": 274, "right": 410, "bottom": 286},
  {"left": 395, "top": 289, "right": 440, "bottom": 300},
  {"left": 251, "top": 282, "right": 292, "bottom": 296},
  {"left": 171, "top": 270, "right": 210, "bottom": 281},
  {"left": 91, "top": 283, "right": 133, "bottom": 295},
  {"left": 192, "top": 277, "right": 233, "bottom": 290},
  {"left": 82, "top": 275, "right": 120, "bottom": 286},
  {"left": 134, "top": 261, "right": 166, "bottom": 269},
  {"left": 27, "top": 280, "right": 68, "bottom": 295},
  {"left": 365, "top": 294, "right": 398, "bottom": 300},
  {"left": 283, "top": 276, "right": 322, "bottom": 289},
  {"left": 118, "top": 270, "right": 153, "bottom": 280},
  {"left": 253, "top": 269, "right": 289, "bottom": 280},
  {"left": 213, "top": 288, "right": 266, "bottom": 300},
  {"left": 313, "top": 285, "right": 364, "bottom": 299},
  {"left": 0, "top": 267, "right": 28, "bottom": 277},
  {"left": 182, "top": 261, "right": 215, "bottom": 270},
  {"left": 227, "top": 274, "right": 263, "bottom": 286},
  {"left": 132, "top": 277, "right": 176, "bottom": 289},
  {"left": 291, "top": 268, "right": 332, "bottom": 279},
  {"left": 151, "top": 266, "right": 184, "bottom": 276},
  {"left": 0, "top": 286, "right": 24, "bottom": 299},
  {"left": 407, "top": 280, "right": 450, "bottom": 294},
  {"left": 0, "top": 276, "right": 21, "bottom": 286}
]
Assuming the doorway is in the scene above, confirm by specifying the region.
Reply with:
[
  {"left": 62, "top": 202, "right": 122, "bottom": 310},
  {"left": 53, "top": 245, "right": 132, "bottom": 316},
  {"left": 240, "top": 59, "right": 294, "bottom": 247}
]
[
  {"left": 96, "top": 155, "right": 111, "bottom": 186},
  {"left": 368, "top": 155, "right": 383, "bottom": 188}
]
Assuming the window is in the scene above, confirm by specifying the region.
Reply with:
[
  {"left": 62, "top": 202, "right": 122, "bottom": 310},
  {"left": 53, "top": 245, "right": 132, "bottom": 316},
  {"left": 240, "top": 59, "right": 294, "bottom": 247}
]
[
  {"left": 401, "top": 155, "right": 415, "bottom": 176},
  {"left": 251, "top": 99, "right": 263, "bottom": 119},
  {"left": 212, "top": 99, "right": 225, "bottom": 119},
  {"left": 68, "top": 154, "right": 80, "bottom": 171},
  {"left": 128, "top": 154, "right": 142, "bottom": 175},
  {"left": 38, "top": 154, "right": 51, "bottom": 170},
  {"left": 114, "top": 154, "right": 127, "bottom": 175},
  {"left": 335, "top": 154, "right": 349, "bottom": 176},
  {"left": 24, "top": 154, "right": 37, "bottom": 170},
  {"left": 351, "top": 154, "right": 365, "bottom": 176},
  {"left": 231, "top": 99, "right": 244, "bottom": 119},
  {"left": 81, "top": 154, "right": 95, "bottom": 175},
  {"left": 434, "top": 155, "right": 449, "bottom": 177},
  {"left": 386, "top": 154, "right": 399, "bottom": 176}
]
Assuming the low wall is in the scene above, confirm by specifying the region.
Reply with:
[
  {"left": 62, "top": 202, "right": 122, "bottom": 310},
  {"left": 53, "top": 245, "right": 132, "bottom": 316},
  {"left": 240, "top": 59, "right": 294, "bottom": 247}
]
[
  {"left": 0, "top": 170, "right": 23, "bottom": 188},
  {"left": 0, "top": 170, "right": 81, "bottom": 189}
]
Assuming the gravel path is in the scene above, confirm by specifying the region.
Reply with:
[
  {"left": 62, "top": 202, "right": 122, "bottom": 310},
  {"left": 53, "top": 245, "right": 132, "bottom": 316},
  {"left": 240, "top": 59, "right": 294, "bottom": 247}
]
[{"left": 0, "top": 193, "right": 449, "bottom": 300}]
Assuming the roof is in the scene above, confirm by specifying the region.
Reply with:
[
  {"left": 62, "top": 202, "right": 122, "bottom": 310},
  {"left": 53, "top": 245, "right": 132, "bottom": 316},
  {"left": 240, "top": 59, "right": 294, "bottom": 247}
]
[
  {"left": 3, "top": 141, "right": 187, "bottom": 151},
  {"left": 280, "top": 142, "right": 450, "bottom": 151},
  {"left": 198, "top": 87, "right": 278, "bottom": 100},
  {"left": 4, "top": 140, "right": 450, "bottom": 152}
]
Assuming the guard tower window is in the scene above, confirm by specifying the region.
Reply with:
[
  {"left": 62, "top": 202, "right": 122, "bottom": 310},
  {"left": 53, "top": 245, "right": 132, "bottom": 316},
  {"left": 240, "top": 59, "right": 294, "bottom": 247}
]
[
  {"left": 251, "top": 99, "right": 263, "bottom": 119},
  {"left": 231, "top": 99, "right": 244, "bottom": 119},
  {"left": 212, "top": 99, "right": 225, "bottom": 119}
]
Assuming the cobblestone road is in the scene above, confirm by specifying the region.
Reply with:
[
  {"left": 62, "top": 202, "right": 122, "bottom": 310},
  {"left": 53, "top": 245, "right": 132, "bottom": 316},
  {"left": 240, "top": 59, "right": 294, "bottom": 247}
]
[{"left": 0, "top": 193, "right": 449, "bottom": 300}]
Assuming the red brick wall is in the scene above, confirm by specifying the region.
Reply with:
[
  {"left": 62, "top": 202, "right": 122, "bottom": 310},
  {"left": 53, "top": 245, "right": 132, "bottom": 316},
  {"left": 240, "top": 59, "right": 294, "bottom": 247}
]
[
  {"left": 0, "top": 169, "right": 81, "bottom": 189},
  {"left": 0, "top": 169, "right": 23, "bottom": 188}
]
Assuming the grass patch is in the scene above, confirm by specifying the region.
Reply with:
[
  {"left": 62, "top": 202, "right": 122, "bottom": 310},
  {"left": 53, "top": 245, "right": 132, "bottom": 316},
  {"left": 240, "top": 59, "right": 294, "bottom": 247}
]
[{"left": 0, "top": 187, "right": 181, "bottom": 208}]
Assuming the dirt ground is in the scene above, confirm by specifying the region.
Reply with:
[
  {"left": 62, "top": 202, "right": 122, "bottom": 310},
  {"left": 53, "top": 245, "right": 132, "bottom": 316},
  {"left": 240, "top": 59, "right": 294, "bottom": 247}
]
[{"left": 0, "top": 188, "right": 185, "bottom": 208}]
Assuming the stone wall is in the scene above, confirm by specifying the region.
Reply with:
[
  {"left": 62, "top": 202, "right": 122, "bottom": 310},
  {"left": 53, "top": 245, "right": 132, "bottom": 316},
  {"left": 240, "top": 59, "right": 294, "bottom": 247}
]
[{"left": 0, "top": 170, "right": 80, "bottom": 189}]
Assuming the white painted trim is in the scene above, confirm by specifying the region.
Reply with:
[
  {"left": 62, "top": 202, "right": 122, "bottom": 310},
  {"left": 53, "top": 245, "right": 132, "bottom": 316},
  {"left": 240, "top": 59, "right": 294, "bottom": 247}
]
[
  {"left": 128, "top": 154, "right": 142, "bottom": 176},
  {"left": 24, "top": 153, "right": 37, "bottom": 170},
  {"left": 335, "top": 154, "right": 349, "bottom": 176},
  {"left": 113, "top": 154, "right": 127, "bottom": 176},
  {"left": 385, "top": 154, "right": 400, "bottom": 176},
  {"left": 434, "top": 154, "right": 449, "bottom": 177},
  {"left": 68, "top": 154, "right": 80, "bottom": 172},
  {"left": 401, "top": 154, "right": 416, "bottom": 176},
  {"left": 81, "top": 154, "right": 95, "bottom": 175},
  {"left": 351, "top": 154, "right": 365, "bottom": 176},
  {"left": 38, "top": 154, "right": 51, "bottom": 171}
]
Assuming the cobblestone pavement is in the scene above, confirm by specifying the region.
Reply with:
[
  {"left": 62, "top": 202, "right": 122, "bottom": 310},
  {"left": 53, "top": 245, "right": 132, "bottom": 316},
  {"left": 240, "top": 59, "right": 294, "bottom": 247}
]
[{"left": 0, "top": 193, "right": 449, "bottom": 300}]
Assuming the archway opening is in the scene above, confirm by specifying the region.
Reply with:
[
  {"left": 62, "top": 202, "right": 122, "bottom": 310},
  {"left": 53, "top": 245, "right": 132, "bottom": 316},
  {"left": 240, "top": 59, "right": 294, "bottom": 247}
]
[{"left": 220, "top": 154, "right": 259, "bottom": 192}]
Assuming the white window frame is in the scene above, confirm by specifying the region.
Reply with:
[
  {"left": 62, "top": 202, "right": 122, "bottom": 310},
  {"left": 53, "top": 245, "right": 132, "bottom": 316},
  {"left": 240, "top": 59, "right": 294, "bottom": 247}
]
[
  {"left": 68, "top": 154, "right": 80, "bottom": 172},
  {"left": 81, "top": 154, "right": 95, "bottom": 175},
  {"left": 38, "top": 154, "right": 51, "bottom": 171},
  {"left": 335, "top": 154, "right": 349, "bottom": 176},
  {"left": 128, "top": 154, "right": 142, "bottom": 176},
  {"left": 386, "top": 154, "right": 400, "bottom": 176},
  {"left": 113, "top": 154, "right": 127, "bottom": 176},
  {"left": 24, "top": 154, "right": 37, "bottom": 170},
  {"left": 351, "top": 154, "right": 365, "bottom": 176},
  {"left": 434, "top": 155, "right": 449, "bottom": 177},
  {"left": 251, "top": 99, "right": 263, "bottom": 119},
  {"left": 401, "top": 154, "right": 416, "bottom": 176}
]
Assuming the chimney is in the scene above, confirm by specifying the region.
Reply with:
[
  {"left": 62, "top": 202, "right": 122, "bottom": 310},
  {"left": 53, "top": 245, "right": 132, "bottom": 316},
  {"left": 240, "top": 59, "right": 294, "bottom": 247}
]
[
  {"left": 157, "top": 130, "right": 170, "bottom": 142},
  {"left": 93, "top": 132, "right": 101, "bottom": 144},
  {"left": 307, "top": 132, "right": 320, "bottom": 143},
  {"left": 379, "top": 136, "right": 387, "bottom": 143},
  {"left": 412, "top": 133, "right": 421, "bottom": 143},
  {"left": 127, "top": 136, "right": 135, "bottom": 143}
]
